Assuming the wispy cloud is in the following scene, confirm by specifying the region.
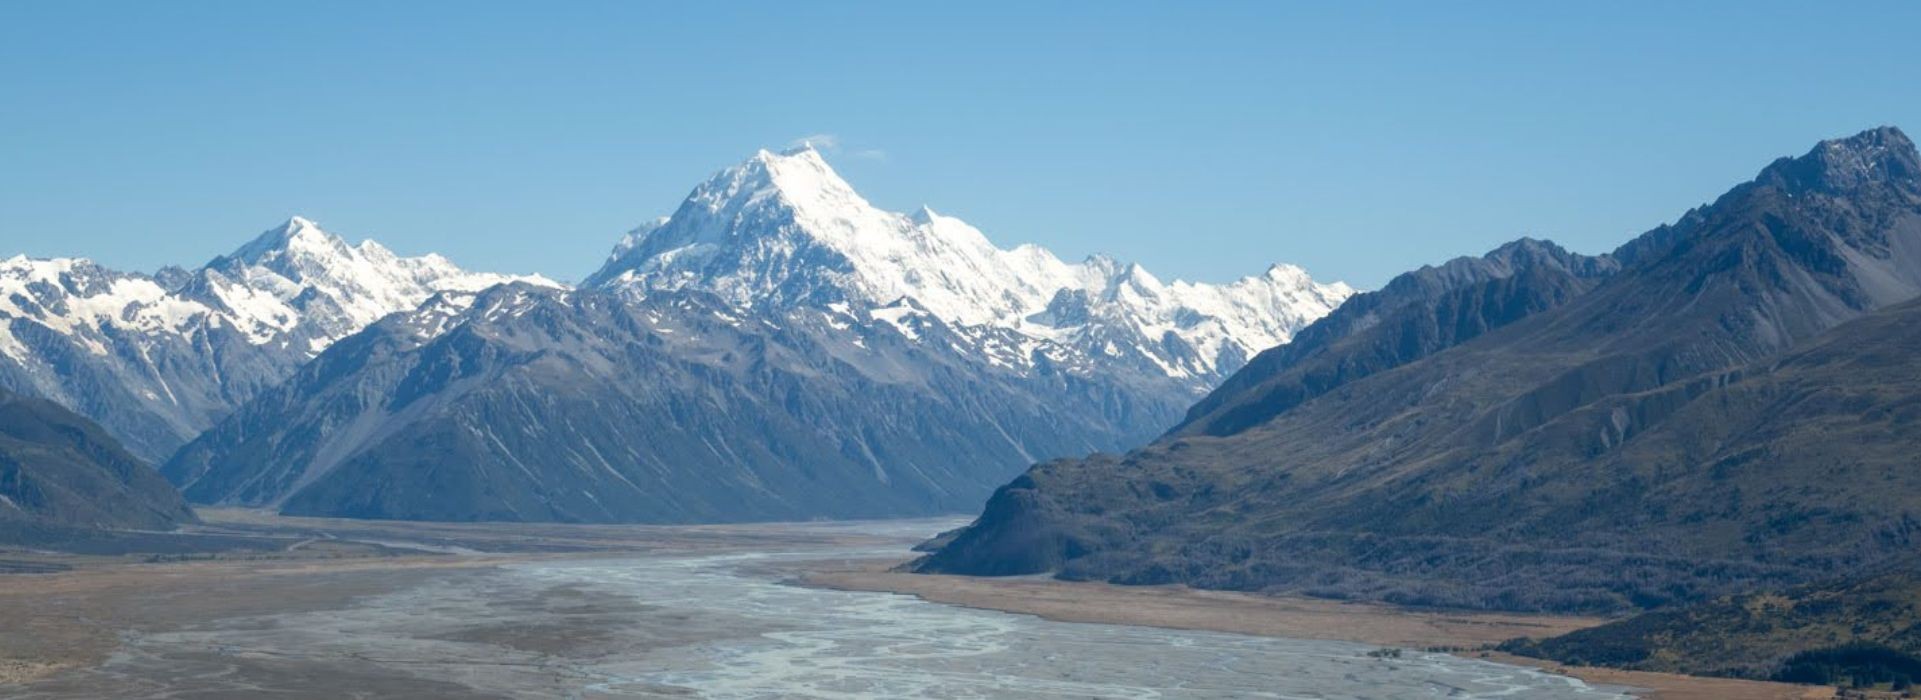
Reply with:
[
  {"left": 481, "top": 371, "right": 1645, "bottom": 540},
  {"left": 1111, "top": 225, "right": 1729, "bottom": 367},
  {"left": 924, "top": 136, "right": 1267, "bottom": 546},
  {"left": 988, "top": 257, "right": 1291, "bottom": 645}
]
[
  {"left": 785, "top": 134, "right": 885, "bottom": 162},
  {"left": 787, "top": 133, "right": 841, "bottom": 151}
]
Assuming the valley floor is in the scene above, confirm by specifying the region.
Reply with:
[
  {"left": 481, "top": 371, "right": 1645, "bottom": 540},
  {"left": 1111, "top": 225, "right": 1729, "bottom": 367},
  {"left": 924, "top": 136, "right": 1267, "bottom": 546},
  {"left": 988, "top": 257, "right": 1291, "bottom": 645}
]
[
  {"left": 0, "top": 510, "right": 1818, "bottom": 699},
  {"left": 0, "top": 510, "right": 903, "bottom": 695},
  {"left": 803, "top": 562, "right": 1834, "bottom": 700}
]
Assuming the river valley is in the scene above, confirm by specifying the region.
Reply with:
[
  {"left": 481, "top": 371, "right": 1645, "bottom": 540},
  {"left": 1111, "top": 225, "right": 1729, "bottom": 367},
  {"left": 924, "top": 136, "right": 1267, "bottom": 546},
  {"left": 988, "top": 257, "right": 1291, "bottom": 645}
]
[{"left": 1, "top": 516, "right": 1637, "bottom": 698}]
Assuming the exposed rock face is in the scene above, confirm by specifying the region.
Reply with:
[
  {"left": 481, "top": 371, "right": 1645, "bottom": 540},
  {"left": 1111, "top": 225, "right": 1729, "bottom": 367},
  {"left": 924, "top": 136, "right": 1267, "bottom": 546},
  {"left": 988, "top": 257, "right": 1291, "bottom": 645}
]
[
  {"left": 0, "top": 388, "right": 194, "bottom": 541},
  {"left": 917, "top": 127, "right": 1921, "bottom": 613}
]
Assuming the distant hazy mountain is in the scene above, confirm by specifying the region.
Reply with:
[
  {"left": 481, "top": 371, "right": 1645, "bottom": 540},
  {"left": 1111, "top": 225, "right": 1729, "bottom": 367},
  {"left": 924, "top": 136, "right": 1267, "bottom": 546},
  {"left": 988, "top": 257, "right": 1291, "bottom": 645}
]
[
  {"left": 0, "top": 217, "right": 555, "bottom": 459},
  {"left": 163, "top": 148, "right": 1349, "bottom": 522},
  {"left": 0, "top": 387, "right": 193, "bottom": 541},
  {"left": 917, "top": 127, "right": 1921, "bottom": 613}
]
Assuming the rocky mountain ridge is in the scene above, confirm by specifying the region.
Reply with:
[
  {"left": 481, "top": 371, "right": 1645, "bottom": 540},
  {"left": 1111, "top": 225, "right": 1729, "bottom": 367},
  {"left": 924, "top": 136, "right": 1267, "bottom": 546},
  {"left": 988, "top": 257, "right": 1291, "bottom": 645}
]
[
  {"left": 0, "top": 218, "right": 555, "bottom": 459},
  {"left": 588, "top": 146, "right": 1354, "bottom": 389},
  {"left": 154, "top": 147, "right": 1348, "bottom": 522},
  {"left": 916, "top": 127, "right": 1921, "bottom": 614}
]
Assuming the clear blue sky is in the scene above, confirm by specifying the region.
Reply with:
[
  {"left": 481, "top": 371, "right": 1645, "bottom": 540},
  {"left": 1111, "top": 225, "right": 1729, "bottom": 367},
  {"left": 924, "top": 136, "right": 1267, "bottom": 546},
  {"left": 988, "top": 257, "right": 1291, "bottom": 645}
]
[{"left": 4, "top": 2, "right": 1919, "bottom": 288}]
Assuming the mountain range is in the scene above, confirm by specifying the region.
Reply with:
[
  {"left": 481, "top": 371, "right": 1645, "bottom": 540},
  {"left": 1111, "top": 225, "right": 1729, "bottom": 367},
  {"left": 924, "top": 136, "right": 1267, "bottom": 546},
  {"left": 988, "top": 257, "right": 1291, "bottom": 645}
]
[
  {"left": 5, "top": 126, "right": 1917, "bottom": 692},
  {"left": 0, "top": 218, "right": 555, "bottom": 461},
  {"left": 588, "top": 147, "right": 1351, "bottom": 387},
  {"left": 18, "top": 124, "right": 1915, "bottom": 630},
  {"left": 3, "top": 146, "right": 1349, "bottom": 527},
  {"left": 916, "top": 126, "right": 1921, "bottom": 614}
]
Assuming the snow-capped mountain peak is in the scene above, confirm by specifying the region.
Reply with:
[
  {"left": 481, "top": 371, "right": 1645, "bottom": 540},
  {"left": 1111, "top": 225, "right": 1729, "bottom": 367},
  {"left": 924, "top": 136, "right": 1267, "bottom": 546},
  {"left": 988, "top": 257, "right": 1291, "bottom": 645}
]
[
  {"left": 0, "top": 217, "right": 568, "bottom": 459},
  {"left": 229, "top": 215, "right": 348, "bottom": 265},
  {"left": 608, "top": 216, "right": 671, "bottom": 263},
  {"left": 1, "top": 216, "right": 558, "bottom": 366},
  {"left": 589, "top": 148, "right": 1355, "bottom": 386},
  {"left": 751, "top": 145, "right": 871, "bottom": 214},
  {"left": 189, "top": 216, "right": 563, "bottom": 352},
  {"left": 0, "top": 255, "right": 210, "bottom": 360}
]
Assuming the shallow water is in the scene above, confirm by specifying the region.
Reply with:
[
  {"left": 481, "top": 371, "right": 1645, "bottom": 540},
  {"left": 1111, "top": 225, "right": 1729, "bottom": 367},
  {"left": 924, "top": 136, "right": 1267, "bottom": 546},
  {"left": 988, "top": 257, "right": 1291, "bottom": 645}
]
[
  {"left": 18, "top": 520, "right": 1631, "bottom": 698},
  {"left": 526, "top": 537, "right": 1631, "bottom": 699}
]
